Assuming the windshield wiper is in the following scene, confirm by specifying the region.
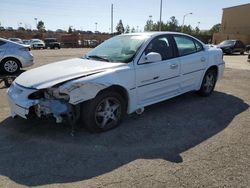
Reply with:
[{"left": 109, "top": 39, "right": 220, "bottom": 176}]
[{"left": 86, "top": 55, "right": 110, "bottom": 62}]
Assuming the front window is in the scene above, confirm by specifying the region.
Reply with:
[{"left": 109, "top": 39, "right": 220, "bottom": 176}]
[{"left": 84, "top": 35, "right": 149, "bottom": 63}]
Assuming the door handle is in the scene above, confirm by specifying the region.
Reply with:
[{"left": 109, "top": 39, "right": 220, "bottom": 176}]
[
  {"left": 141, "top": 76, "right": 159, "bottom": 83},
  {"left": 201, "top": 57, "right": 206, "bottom": 62},
  {"left": 170, "top": 64, "right": 178, "bottom": 69}
]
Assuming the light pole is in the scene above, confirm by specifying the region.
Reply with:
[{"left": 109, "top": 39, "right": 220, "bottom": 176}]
[
  {"left": 197, "top": 21, "right": 200, "bottom": 28},
  {"left": 34, "top": 18, "right": 38, "bottom": 29},
  {"left": 159, "top": 0, "right": 162, "bottom": 31},
  {"left": 95, "top": 22, "right": 98, "bottom": 32},
  {"left": 111, "top": 4, "right": 113, "bottom": 34},
  {"left": 181, "top": 12, "right": 192, "bottom": 32},
  {"left": 149, "top": 15, "right": 153, "bottom": 31}
]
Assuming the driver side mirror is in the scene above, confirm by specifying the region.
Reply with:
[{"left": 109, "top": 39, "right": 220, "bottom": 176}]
[{"left": 144, "top": 52, "right": 162, "bottom": 63}]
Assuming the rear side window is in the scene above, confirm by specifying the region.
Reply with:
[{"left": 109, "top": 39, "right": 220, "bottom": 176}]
[
  {"left": 173, "top": 35, "right": 203, "bottom": 56},
  {"left": 0, "top": 41, "right": 6, "bottom": 46}
]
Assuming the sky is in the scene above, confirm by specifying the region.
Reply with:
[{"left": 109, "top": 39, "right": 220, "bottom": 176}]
[{"left": 0, "top": 0, "right": 249, "bottom": 32}]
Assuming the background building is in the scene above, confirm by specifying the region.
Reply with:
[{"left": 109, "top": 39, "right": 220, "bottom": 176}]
[{"left": 213, "top": 3, "right": 250, "bottom": 45}]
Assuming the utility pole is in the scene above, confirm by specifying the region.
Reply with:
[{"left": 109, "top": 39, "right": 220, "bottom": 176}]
[
  {"left": 181, "top": 12, "right": 192, "bottom": 32},
  {"left": 95, "top": 22, "right": 98, "bottom": 32},
  {"left": 111, "top": 4, "right": 113, "bottom": 34},
  {"left": 159, "top": 0, "right": 162, "bottom": 31}
]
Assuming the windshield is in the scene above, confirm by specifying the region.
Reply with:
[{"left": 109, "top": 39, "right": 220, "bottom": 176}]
[
  {"left": 84, "top": 35, "right": 149, "bottom": 63},
  {"left": 219, "top": 40, "right": 235, "bottom": 45}
]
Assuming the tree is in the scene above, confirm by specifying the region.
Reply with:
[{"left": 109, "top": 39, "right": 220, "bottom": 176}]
[
  {"left": 182, "top": 25, "right": 193, "bottom": 34},
  {"left": 167, "top": 16, "right": 179, "bottom": 31},
  {"left": 125, "top": 25, "right": 130, "bottom": 33},
  {"left": 116, "top": 19, "right": 125, "bottom": 34},
  {"left": 131, "top": 27, "right": 135, "bottom": 33},
  {"left": 209, "top": 23, "right": 221, "bottom": 35},
  {"left": 144, "top": 18, "right": 153, "bottom": 31},
  {"left": 68, "top": 26, "right": 73, "bottom": 33},
  {"left": 37, "top": 20, "right": 45, "bottom": 32},
  {"left": 195, "top": 26, "right": 200, "bottom": 34}
]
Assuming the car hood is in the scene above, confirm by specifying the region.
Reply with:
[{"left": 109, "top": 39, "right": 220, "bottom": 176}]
[{"left": 15, "top": 58, "right": 124, "bottom": 89}]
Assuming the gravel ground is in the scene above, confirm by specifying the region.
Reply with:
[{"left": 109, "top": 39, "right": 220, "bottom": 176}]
[{"left": 0, "top": 49, "right": 249, "bottom": 188}]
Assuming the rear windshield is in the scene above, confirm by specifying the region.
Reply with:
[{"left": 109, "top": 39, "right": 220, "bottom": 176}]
[{"left": 219, "top": 40, "right": 235, "bottom": 45}]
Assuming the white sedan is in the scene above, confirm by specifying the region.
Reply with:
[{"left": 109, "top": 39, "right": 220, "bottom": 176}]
[
  {"left": 0, "top": 38, "right": 34, "bottom": 74},
  {"left": 7, "top": 32, "right": 225, "bottom": 132}
]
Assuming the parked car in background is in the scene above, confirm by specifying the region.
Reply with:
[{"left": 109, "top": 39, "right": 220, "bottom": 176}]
[
  {"left": 44, "top": 38, "right": 61, "bottom": 49},
  {"left": 0, "top": 38, "right": 34, "bottom": 74},
  {"left": 22, "top": 40, "right": 30, "bottom": 45},
  {"left": 29, "top": 39, "right": 45, "bottom": 49},
  {"left": 8, "top": 38, "right": 23, "bottom": 44},
  {"left": 246, "top": 45, "right": 250, "bottom": 53},
  {"left": 0, "top": 26, "right": 5, "bottom": 31},
  {"left": 217, "top": 40, "right": 245, "bottom": 55},
  {"left": 7, "top": 32, "right": 225, "bottom": 133},
  {"left": 6, "top": 27, "right": 14, "bottom": 31}
]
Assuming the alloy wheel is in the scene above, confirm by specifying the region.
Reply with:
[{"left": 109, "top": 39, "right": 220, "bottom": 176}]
[
  {"left": 94, "top": 97, "right": 121, "bottom": 128},
  {"left": 4, "top": 60, "right": 18, "bottom": 73}
]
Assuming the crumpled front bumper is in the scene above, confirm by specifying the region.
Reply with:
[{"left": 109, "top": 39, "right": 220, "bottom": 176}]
[
  {"left": 7, "top": 83, "right": 71, "bottom": 123},
  {"left": 7, "top": 83, "right": 38, "bottom": 118}
]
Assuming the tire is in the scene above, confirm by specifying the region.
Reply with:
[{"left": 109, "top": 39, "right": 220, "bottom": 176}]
[
  {"left": 197, "top": 69, "right": 217, "bottom": 97},
  {"left": 0, "top": 58, "right": 20, "bottom": 74},
  {"left": 81, "top": 90, "right": 126, "bottom": 133},
  {"left": 4, "top": 77, "right": 15, "bottom": 87},
  {"left": 240, "top": 50, "right": 244, "bottom": 55},
  {"left": 227, "top": 49, "right": 233, "bottom": 55}
]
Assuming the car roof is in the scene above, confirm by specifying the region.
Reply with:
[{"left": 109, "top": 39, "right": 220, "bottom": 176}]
[
  {"left": 121, "top": 32, "right": 205, "bottom": 45},
  {"left": 0, "top": 37, "right": 25, "bottom": 46},
  {"left": 122, "top": 31, "right": 192, "bottom": 37}
]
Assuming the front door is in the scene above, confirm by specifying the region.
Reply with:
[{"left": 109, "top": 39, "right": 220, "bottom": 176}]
[{"left": 135, "top": 35, "right": 181, "bottom": 106}]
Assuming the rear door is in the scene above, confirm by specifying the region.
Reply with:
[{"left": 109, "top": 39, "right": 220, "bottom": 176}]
[{"left": 172, "top": 34, "right": 207, "bottom": 93}]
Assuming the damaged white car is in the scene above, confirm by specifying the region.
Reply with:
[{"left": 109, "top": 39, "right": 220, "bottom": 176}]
[{"left": 7, "top": 32, "right": 225, "bottom": 132}]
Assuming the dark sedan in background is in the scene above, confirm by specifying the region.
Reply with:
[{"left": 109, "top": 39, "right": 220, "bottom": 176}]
[
  {"left": 217, "top": 40, "right": 245, "bottom": 55},
  {"left": 44, "top": 38, "right": 61, "bottom": 49}
]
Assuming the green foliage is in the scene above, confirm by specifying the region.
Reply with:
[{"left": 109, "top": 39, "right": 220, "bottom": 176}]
[
  {"left": 37, "top": 20, "right": 45, "bottom": 32},
  {"left": 125, "top": 25, "right": 130, "bottom": 33},
  {"left": 209, "top": 23, "right": 221, "bottom": 35},
  {"left": 68, "top": 26, "right": 73, "bottom": 33},
  {"left": 144, "top": 19, "right": 153, "bottom": 31},
  {"left": 116, "top": 20, "right": 125, "bottom": 34},
  {"left": 131, "top": 27, "right": 135, "bottom": 33}
]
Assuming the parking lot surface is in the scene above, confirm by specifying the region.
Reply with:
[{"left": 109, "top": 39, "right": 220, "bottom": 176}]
[{"left": 0, "top": 49, "right": 249, "bottom": 188}]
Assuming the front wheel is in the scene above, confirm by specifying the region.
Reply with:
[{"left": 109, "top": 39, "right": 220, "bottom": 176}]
[
  {"left": 1, "top": 58, "right": 20, "bottom": 74},
  {"left": 197, "top": 69, "right": 217, "bottom": 97},
  {"left": 81, "top": 91, "right": 126, "bottom": 132}
]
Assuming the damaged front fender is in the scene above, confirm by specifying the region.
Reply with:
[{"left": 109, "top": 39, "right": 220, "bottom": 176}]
[{"left": 59, "top": 82, "right": 109, "bottom": 105}]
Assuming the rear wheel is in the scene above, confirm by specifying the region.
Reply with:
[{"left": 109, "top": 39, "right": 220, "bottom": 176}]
[
  {"left": 0, "top": 58, "right": 20, "bottom": 74},
  {"left": 197, "top": 69, "right": 217, "bottom": 97},
  {"left": 81, "top": 90, "right": 126, "bottom": 132}
]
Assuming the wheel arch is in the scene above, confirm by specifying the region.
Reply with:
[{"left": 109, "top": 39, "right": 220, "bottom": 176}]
[
  {"left": 98, "top": 84, "right": 129, "bottom": 110},
  {"left": 0, "top": 56, "right": 22, "bottom": 68},
  {"left": 207, "top": 65, "right": 218, "bottom": 80}
]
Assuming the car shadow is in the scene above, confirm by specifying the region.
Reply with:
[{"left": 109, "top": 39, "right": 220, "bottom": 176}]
[{"left": 0, "top": 91, "right": 248, "bottom": 186}]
